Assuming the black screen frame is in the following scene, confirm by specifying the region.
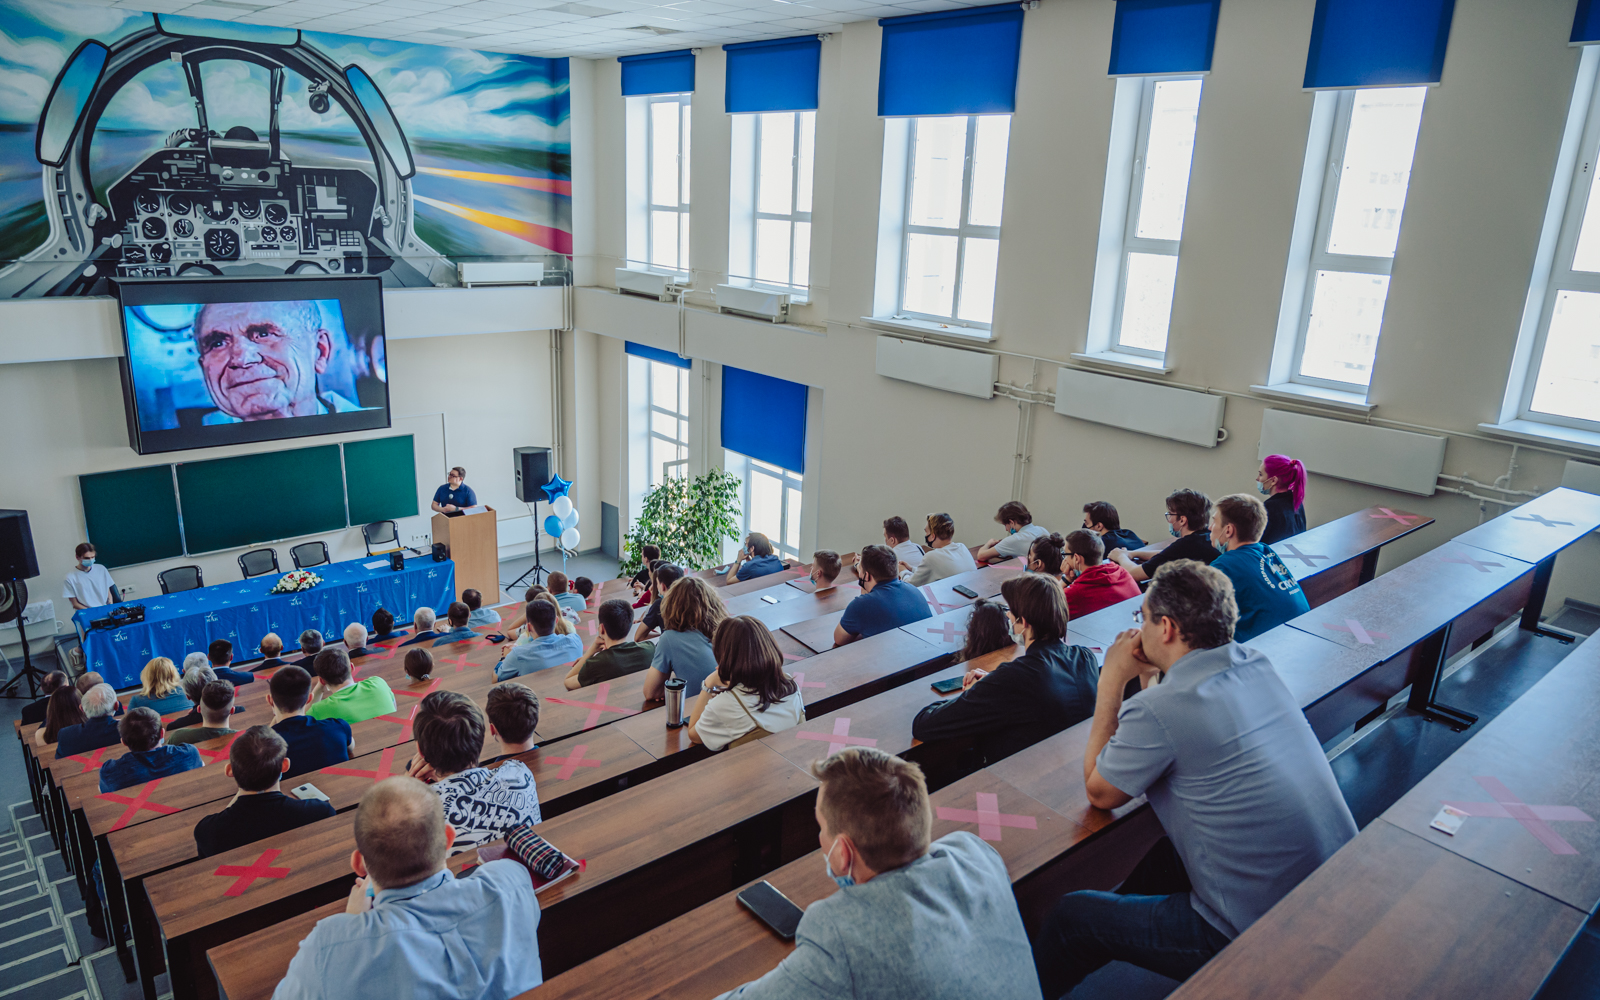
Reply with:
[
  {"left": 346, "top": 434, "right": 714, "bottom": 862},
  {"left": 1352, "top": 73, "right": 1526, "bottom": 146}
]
[{"left": 112, "top": 275, "right": 391, "bottom": 455}]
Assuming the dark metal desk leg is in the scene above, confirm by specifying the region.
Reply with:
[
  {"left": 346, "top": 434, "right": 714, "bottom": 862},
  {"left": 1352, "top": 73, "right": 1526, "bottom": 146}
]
[
  {"left": 1359, "top": 549, "right": 1380, "bottom": 586},
  {"left": 1407, "top": 623, "right": 1477, "bottom": 732},
  {"left": 1519, "top": 555, "right": 1572, "bottom": 641}
]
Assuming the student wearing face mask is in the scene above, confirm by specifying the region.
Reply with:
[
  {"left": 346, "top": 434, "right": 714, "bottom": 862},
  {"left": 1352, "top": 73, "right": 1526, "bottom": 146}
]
[
  {"left": 910, "top": 573, "right": 1099, "bottom": 766},
  {"left": 1108, "top": 489, "right": 1218, "bottom": 584},
  {"left": 1255, "top": 454, "right": 1308, "bottom": 544},
  {"left": 1059, "top": 530, "right": 1141, "bottom": 619},
  {"left": 63, "top": 543, "right": 119, "bottom": 612},
  {"left": 901, "top": 513, "right": 977, "bottom": 586},
  {"left": 711, "top": 748, "right": 1041, "bottom": 1000},
  {"left": 973, "top": 501, "right": 1048, "bottom": 564}
]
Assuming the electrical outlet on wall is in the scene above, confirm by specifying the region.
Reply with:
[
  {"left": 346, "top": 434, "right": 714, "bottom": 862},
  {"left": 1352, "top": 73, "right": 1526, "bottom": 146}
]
[
  {"left": 408, "top": 532, "right": 431, "bottom": 547},
  {"left": 119, "top": 585, "right": 137, "bottom": 599}
]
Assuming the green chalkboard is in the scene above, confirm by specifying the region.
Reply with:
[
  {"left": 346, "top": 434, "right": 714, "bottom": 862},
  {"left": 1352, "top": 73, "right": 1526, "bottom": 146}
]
[
  {"left": 344, "top": 436, "right": 419, "bottom": 526},
  {"left": 79, "top": 466, "right": 184, "bottom": 569},
  {"left": 176, "top": 445, "right": 347, "bottom": 553}
]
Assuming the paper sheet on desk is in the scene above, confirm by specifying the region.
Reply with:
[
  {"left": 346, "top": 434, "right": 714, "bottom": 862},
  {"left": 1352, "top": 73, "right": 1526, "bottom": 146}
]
[
  {"left": 363, "top": 560, "right": 390, "bottom": 570},
  {"left": 461, "top": 505, "right": 488, "bottom": 515}
]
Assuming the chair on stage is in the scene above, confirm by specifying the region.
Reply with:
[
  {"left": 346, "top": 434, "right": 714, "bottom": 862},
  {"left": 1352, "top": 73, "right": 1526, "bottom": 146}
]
[
  {"left": 362, "top": 521, "right": 400, "bottom": 556},
  {"left": 238, "top": 548, "right": 280, "bottom": 579},
  {"left": 290, "top": 541, "right": 330, "bottom": 570},
  {"left": 158, "top": 565, "right": 203, "bottom": 595}
]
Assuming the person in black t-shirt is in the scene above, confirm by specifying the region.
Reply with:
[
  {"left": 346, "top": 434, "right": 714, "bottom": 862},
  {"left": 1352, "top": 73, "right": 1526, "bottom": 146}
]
[
  {"left": 194, "top": 726, "right": 335, "bottom": 857},
  {"left": 1110, "top": 489, "right": 1219, "bottom": 583},
  {"left": 1257, "top": 454, "right": 1309, "bottom": 544}
]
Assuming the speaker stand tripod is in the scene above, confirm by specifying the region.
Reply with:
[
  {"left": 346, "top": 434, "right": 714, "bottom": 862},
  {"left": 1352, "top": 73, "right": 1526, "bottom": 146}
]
[
  {"left": 0, "top": 579, "right": 45, "bottom": 700},
  {"left": 505, "top": 500, "right": 549, "bottom": 593}
]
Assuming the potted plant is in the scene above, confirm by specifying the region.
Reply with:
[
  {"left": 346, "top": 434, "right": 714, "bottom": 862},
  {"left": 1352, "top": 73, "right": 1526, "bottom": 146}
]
[{"left": 621, "top": 469, "right": 742, "bottom": 577}]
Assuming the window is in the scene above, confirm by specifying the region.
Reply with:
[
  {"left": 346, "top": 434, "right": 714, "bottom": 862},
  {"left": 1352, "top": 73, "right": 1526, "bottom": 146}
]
[
  {"left": 1286, "top": 87, "right": 1427, "bottom": 393},
  {"left": 641, "top": 94, "right": 691, "bottom": 271},
  {"left": 646, "top": 360, "right": 690, "bottom": 487},
  {"left": 896, "top": 114, "right": 1011, "bottom": 329},
  {"left": 728, "top": 453, "right": 803, "bottom": 561},
  {"left": 729, "top": 111, "right": 815, "bottom": 292}
]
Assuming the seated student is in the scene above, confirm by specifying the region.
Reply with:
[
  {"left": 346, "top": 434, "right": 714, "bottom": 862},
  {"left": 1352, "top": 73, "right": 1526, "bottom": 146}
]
[
  {"left": 902, "top": 513, "right": 978, "bottom": 586},
  {"left": 883, "top": 516, "right": 925, "bottom": 573},
  {"left": 642, "top": 576, "right": 726, "bottom": 701},
  {"left": 973, "top": 501, "right": 1049, "bottom": 564},
  {"left": 504, "top": 587, "right": 560, "bottom": 641},
  {"left": 713, "top": 748, "right": 1040, "bottom": 1000},
  {"left": 168, "top": 681, "right": 240, "bottom": 745},
  {"left": 835, "top": 546, "right": 931, "bottom": 647},
  {"left": 687, "top": 617, "right": 805, "bottom": 751},
  {"left": 1257, "top": 453, "right": 1309, "bottom": 544},
  {"left": 404, "top": 648, "right": 435, "bottom": 682},
  {"left": 56, "top": 683, "right": 122, "bottom": 757},
  {"left": 406, "top": 691, "right": 541, "bottom": 852},
  {"left": 546, "top": 573, "right": 587, "bottom": 617},
  {"left": 955, "top": 600, "right": 1017, "bottom": 665},
  {"left": 289, "top": 630, "right": 325, "bottom": 668},
  {"left": 207, "top": 639, "right": 257, "bottom": 686},
  {"left": 430, "top": 602, "right": 478, "bottom": 647},
  {"left": 308, "top": 647, "right": 397, "bottom": 725},
  {"left": 268, "top": 666, "right": 353, "bottom": 778},
  {"left": 194, "top": 726, "right": 336, "bottom": 858},
  {"left": 630, "top": 543, "right": 661, "bottom": 597},
  {"left": 538, "top": 591, "right": 579, "bottom": 635},
  {"left": 461, "top": 588, "right": 500, "bottom": 628},
  {"left": 273, "top": 777, "right": 544, "bottom": 1000},
  {"left": 1033, "top": 561, "right": 1357, "bottom": 996},
  {"left": 567, "top": 599, "right": 654, "bottom": 690},
  {"left": 1025, "top": 531, "right": 1069, "bottom": 588},
  {"left": 912, "top": 573, "right": 1099, "bottom": 765},
  {"left": 129, "top": 657, "right": 193, "bottom": 715},
  {"left": 21, "top": 671, "right": 69, "bottom": 727},
  {"left": 369, "top": 608, "right": 406, "bottom": 645},
  {"left": 572, "top": 576, "right": 595, "bottom": 606},
  {"left": 1082, "top": 501, "right": 1145, "bottom": 554},
  {"left": 99, "top": 708, "right": 202, "bottom": 794},
  {"left": 1209, "top": 494, "right": 1310, "bottom": 642},
  {"left": 343, "top": 623, "right": 372, "bottom": 659},
  {"left": 633, "top": 562, "right": 684, "bottom": 642},
  {"left": 807, "top": 550, "right": 844, "bottom": 591},
  {"left": 726, "top": 532, "right": 788, "bottom": 584},
  {"left": 257, "top": 633, "right": 290, "bottom": 670},
  {"left": 167, "top": 659, "right": 218, "bottom": 731},
  {"left": 33, "top": 685, "right": 86, "bottom": 747},
  {"left": 1061, "top": 530, "right": 1141, "bottom": 619},
  {"left": 400, "top": 607, "right": 441, "bottom": 647},
  {"left": 1109, "top": 488, "right": 1219, "bottom": 583},
  {"left": 496, "top": 600, "right": 583, "bottom": 680},
  {"left": 484, "top": 682, "right": 539, "bottom": 762}
]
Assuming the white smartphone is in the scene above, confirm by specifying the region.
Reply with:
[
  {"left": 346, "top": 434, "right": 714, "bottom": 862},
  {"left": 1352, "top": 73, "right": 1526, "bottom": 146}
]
[{"left": 291, "top": 782, "right": 331, "bottom": 803}]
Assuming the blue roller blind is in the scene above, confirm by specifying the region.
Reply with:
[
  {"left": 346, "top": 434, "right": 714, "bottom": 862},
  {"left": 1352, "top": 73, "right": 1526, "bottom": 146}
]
[
  {"left": 878, "top": 3, "right": 1025, "bottom": 117},
  {"left": 1108, "top": 0, "right": 1221, "bottom": 76},
  {"left": 1303, "top": 0, "right": 1456, "bottom": 89},
  {"left": 1576, "top": 0, "right": 1600, "bottom": 44},
  {"left": 620, "top": 49, "right": 695, "bottom": 96},
  {"left": 626, "top": 341, "right": 692, "bottom": 369},
  {"left": 725, "top": 36, "right": 822, "bottom": 113},
  {"left": 721, "top": 366, "right": 808, "bottom": 474}
]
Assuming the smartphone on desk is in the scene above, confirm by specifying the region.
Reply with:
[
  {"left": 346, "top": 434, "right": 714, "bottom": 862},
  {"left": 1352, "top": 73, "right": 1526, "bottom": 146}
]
[
  {"left": 759, "top": 594, "right": 780, "bottom": 604},
  {"left": 738, "top": 880, "right": 803, "bottom": 940},
  {"left": 951, "top": 584, "right": 979, "bottom": 599},
  {"left": 291, "top": 783, "right": 331, "bottom": 804},
  {"left": 930, "top": 676, "right": 964, "bottom": 695}
]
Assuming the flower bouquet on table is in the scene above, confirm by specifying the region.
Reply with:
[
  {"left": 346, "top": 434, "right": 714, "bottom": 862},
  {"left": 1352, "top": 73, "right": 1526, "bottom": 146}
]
[{"left": 270, "top": 570, "right": 323, "bottom": 594}]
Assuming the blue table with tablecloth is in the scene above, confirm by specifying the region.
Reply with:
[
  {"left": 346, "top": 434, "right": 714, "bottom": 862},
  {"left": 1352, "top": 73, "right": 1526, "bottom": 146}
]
[{"left": 72, "top": 556, "right": 456, "bottom": 690}]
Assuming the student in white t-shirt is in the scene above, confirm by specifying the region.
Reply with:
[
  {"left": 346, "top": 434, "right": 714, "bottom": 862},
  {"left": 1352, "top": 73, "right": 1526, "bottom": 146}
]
[
  {"left": 687, "top": 617, "right": 805, "bottom": 752},
  {"left": 973, "top": 501, "right": 1048, "bottom": 564},
  {"left": 63, "top": 543, "right": 118, "bottom": 611},
  {"left": 883, "top": 516, "right": 924, "bottom": 572},
  {"left": 903, "top": 513, "right": 978, "bottom": 587}
]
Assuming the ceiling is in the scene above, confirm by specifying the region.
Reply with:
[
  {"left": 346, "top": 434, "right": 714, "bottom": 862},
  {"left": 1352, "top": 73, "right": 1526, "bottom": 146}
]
[{"left": 76, "top": 0, "right": 984, "bottom": 60}]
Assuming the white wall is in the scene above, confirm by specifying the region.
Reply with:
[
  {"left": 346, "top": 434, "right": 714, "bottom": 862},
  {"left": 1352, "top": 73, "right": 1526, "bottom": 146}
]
[{"left": 570, "top": 0, "right": 1599, "bottom": 616}]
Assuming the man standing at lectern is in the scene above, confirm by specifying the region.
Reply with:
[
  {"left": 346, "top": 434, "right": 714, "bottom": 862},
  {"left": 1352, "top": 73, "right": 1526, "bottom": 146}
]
[{"left": 432, "top": 467, "right": 477, "bottom": 515}]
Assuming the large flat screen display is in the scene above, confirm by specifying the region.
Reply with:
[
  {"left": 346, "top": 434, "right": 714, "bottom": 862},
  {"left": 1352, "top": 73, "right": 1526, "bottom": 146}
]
[{"left": 114, "top": 275, "right": 389, "bottom": 454}]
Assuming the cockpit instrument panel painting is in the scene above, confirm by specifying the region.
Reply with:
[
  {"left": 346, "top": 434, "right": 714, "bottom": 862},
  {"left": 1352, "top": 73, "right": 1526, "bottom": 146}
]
[{"left": 0, "top": 0, "right": 571, "bottom": 298}]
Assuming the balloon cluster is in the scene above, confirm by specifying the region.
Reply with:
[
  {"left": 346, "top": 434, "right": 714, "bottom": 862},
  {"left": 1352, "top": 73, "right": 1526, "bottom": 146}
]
[{"left": 539, "top": 474, "right": 580, "bottom": 550}]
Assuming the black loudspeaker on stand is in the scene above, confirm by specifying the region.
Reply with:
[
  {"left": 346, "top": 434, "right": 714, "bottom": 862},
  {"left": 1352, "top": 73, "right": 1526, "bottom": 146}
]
[
  {"left": 0, "top": 510, "right": 45, "bottom": 700},
  {"left": 508, "top": 447, "right": 553, "bottom": 593}
]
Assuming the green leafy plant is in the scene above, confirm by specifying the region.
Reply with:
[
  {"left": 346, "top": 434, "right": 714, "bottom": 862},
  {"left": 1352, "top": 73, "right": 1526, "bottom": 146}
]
[{"left": 620, "top": 469, "right": 743, "bottom": 577}]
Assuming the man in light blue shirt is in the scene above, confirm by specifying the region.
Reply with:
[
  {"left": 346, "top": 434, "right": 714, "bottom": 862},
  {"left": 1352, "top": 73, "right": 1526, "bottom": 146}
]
[
  {"left": 430, "top": 602, "right": 478, "bottom": 647},
  {"left": 273, "top": 777, "right": 542, "bottom": 1000},
  {"left": 726, "top": 532, "right": 788, "bottom": 584},
  {"left": 546, "top": 572, "right": 588, "bottom": 617},
  {"left": 462, "top": 589, "right": 502, "bottom": 628},
  {"left": 496, "top": 601, "right": 583, "bottom": 680}
]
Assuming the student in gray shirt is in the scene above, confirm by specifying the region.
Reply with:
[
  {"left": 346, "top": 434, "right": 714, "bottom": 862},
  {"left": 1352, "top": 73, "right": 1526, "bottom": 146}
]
[
  {"left": 1033, "top": 560, "right": 1357, "bottom": 998},
  {"left": 716, "top": 748, "right": 1041, "bottom": 1000}
]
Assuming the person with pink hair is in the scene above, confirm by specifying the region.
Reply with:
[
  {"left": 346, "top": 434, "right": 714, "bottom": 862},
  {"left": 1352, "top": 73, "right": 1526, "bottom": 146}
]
[{"left": 1256, "top": 454, "right": 1307, "bottom": 544}]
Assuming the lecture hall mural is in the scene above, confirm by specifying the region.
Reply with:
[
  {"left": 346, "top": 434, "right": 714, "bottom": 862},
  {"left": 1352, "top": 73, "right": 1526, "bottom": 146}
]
[{"left": 0, "top": 0, "right": 571, "bottom": 297}]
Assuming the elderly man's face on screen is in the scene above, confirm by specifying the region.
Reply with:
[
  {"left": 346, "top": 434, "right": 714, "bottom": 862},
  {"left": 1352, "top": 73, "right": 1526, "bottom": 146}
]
[{"left": 194, "top": 301, "right": 332, "bottom": 420}]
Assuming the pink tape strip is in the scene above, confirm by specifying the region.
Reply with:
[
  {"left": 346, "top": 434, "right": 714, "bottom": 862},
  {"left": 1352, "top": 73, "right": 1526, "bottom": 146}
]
[{"left": 935, "top": 792, "right": 1037, "bottom": 842}]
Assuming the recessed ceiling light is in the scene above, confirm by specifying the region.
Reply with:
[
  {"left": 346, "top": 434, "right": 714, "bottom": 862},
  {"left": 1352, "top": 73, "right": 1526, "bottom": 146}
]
[{"left": 626, "top": 24, "right": 681, "bottom": 33}]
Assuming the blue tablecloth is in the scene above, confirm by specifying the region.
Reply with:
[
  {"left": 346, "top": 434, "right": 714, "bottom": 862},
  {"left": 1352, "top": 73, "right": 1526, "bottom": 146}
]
[{"left": 73, "top": 556, "right": 456, "bottom": 690}]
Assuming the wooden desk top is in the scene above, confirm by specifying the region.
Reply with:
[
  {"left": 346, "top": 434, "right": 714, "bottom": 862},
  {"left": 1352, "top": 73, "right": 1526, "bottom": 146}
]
[
  {"left": 1067, "top": 595, "right": 1143, "bottom": 645},
  {"left": 778, "top": 562, "right": 1022, "bottom": 654},
  {"left": 733, "top": 583, "right": 864, "bottom": 632},
  {"left": 760, "top": 662, "right": 967, "bottom": 773},
  {"left": 1269, "top": 503, "right": 1432, "bottom": 581},
  {"left": 1451, "top": 487, "right": 1600, "bottom": 565},
  {"left": 780, "top": 610, "right": 845, "bottom": 652},
  {"left": 722, "top": 568, "right": 808, "bottom": 598},
  {"left": 1169, "top": 821, "right": 1583, "bottom": 1000}
]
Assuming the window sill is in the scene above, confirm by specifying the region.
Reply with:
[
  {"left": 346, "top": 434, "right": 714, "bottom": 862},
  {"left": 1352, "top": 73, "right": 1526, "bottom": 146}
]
[
  {"left": 859, "top": 316, "right": 993, "bottom": 343},
  {"left": 1071, "top": 351, "right": 1173, "bottom": 375},
  {"left": 1250, "top": 382, "right": 1376, "bottom": 414},
  {"left": 722, "top": 279, "right": 810, "bottom": 305},
  {"left": 1478, "top": 419, "right": 1600, "bottom": 456}
]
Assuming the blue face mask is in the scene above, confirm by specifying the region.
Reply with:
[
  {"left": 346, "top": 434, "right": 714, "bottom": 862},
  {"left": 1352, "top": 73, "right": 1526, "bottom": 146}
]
[
  {"left": 1256, "top": 481, "right": 1272, "bottom": 496},
  {"left": 825, "top": 836, "right": 855, "bottom": 889},
  {"left": 80, "top": 557, "right": 95, "bottom": 568},
  {"left": 1168, "top": 523, "right": 1180, "bottom": 538}
]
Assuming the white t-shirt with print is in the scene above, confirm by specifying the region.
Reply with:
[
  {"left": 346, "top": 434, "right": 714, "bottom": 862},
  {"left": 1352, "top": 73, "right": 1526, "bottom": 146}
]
[{"left": 433, "top": 759, "right": 542, "bottom": 852}]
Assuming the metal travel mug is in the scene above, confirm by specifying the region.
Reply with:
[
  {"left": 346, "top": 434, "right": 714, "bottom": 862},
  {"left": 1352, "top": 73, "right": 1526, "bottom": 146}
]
[{"left": 664, "top": 677, "right": 687, "bottom": 728}]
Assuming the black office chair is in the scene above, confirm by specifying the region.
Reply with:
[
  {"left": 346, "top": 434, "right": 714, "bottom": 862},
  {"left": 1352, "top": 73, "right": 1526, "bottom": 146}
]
[
  {"left": 158, "top": 565, "right": 203, "bottom": 595},
  {"left": 290, "top": 541, "right": 330, "bottom": 570},
  {"left": 238, "top": 548, "right": 280, "bottom": 579},
  {"left": 362, "top": 520, "right": 400, "bottom": 556}
]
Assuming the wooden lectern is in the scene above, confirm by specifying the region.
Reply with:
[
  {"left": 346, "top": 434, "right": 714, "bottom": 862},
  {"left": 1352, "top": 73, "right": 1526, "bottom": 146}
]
[{"left": 431, "top": 507, "right": 499, "bottom": 605}]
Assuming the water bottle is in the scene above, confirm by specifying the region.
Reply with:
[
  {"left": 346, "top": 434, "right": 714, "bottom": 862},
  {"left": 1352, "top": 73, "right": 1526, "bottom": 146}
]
[{"left": 664, "top": 677, "right": 687, "bottom": 728}]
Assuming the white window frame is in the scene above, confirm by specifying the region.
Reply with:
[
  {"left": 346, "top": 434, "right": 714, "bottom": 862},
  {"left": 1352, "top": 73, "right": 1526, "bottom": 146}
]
[
  {"left": 728, "top": 111, "right": 814, "bottom": 298},
  {"left": 723, "top": 450, "right": 803, "bottom": 562},
  {"left": 625, "top": 93, "right": 691, "bottom": 274},
  {"left": 898, "top": 115, "right": 1001, "bottom": 329},
  {"left": 646, "top": 360, "right": 691, "bottom": 488}
]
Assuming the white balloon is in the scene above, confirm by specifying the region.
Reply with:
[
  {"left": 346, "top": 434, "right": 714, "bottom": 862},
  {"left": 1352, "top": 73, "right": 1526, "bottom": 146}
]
[
  {"left": 560, "top": 527, "right": 580, "bottom": 549},
  {"left": 551, "top": 496, "right": 573, "bottom": 518},
  {"left": 560, "top": 509, "right": 580, "bottom": 530}
]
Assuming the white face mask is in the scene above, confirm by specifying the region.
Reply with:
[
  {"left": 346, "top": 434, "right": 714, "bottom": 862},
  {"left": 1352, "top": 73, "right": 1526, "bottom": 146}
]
[{"left": 824, "top": 835, "right": 855, "bottom": 888}]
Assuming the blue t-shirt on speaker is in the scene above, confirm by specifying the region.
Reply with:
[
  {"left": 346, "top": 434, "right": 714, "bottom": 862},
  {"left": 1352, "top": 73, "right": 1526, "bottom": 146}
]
[
  {"left": 433, "top": 483, "right": 478, "bottom": 509},
  {"left": 839, "top": 579, "right": 931, "bottom": 639}
]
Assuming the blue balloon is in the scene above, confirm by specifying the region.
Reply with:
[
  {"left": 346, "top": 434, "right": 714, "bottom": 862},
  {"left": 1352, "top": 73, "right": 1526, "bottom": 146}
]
[
  {"left": 543, "top": 515, "right": 564, "bottom": 537},
  {"left": 560, "top": 509, "right": 579, "bottom": 531}
]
